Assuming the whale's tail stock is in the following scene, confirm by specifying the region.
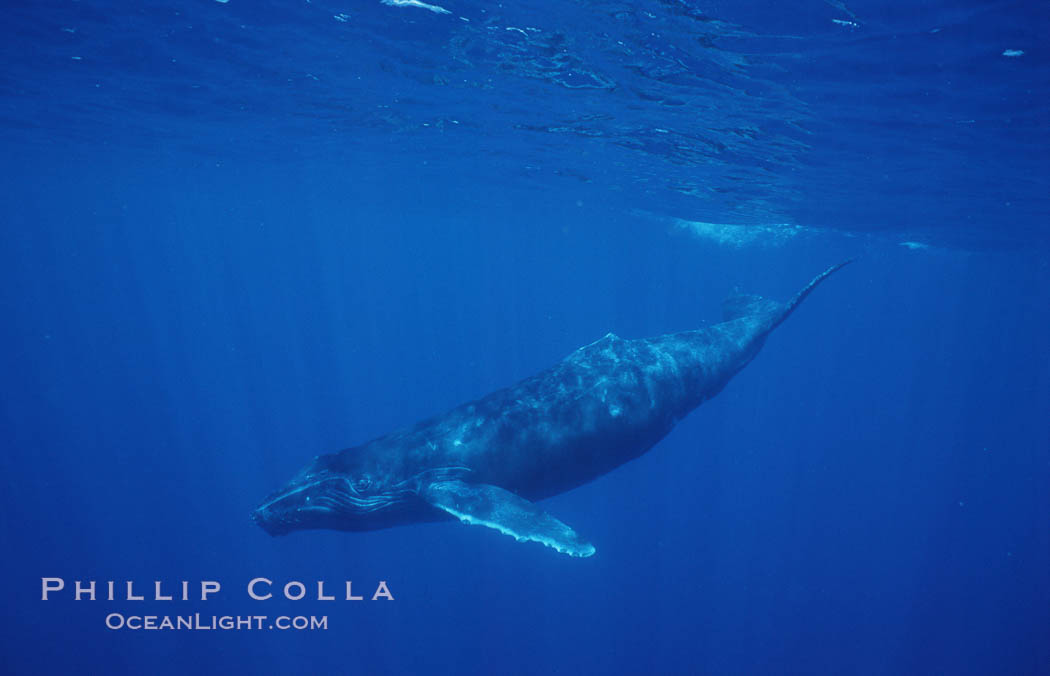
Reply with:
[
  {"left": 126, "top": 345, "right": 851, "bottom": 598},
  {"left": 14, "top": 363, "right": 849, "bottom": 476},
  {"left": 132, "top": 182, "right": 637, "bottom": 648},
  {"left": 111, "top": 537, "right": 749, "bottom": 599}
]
[
  {"left": 771, "top": 259, "right": 855, "bottom": 331},
  {"left": 722, "top": 259, "right": 855, "bottom": 333}
]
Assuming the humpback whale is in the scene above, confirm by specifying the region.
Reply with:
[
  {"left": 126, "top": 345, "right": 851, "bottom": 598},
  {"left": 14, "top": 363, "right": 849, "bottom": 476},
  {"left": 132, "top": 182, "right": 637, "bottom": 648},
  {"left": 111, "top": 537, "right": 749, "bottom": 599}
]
[{"left": 253, "top": 262, "right": 851, "bottom": 557}]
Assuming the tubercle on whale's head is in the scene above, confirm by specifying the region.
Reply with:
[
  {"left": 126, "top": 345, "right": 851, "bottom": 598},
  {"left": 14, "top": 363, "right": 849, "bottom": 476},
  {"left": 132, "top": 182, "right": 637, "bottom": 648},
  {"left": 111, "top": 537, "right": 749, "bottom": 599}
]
[{"left": 251, "top": 451, "right": 408, "bottom": 535}]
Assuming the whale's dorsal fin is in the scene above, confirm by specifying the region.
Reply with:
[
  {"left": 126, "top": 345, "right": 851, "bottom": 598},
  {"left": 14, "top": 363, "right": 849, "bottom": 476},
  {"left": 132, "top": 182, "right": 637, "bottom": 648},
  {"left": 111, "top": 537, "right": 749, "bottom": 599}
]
[
  {"left": 421, "top": 480, "right": 596, "bottom": 558},
  {"left": 722, "top": 293, "right": 779, "bottom": 322}
]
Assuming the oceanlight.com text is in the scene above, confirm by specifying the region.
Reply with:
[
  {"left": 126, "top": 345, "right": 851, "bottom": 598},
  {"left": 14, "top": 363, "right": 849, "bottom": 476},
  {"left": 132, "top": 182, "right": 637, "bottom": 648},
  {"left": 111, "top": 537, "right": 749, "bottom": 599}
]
[{"left": 104, "top": 613, "right": 328, "bottom": 631}]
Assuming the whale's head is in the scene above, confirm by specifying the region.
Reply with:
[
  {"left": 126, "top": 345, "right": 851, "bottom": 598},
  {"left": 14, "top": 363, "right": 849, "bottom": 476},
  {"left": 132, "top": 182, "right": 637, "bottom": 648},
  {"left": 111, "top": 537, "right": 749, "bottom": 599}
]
[
  {"left": 252, "top": 452, "right": 468, "bottom": 536},
  {"left": 252, "top": 452, "right": 417, "bottom": 535}
]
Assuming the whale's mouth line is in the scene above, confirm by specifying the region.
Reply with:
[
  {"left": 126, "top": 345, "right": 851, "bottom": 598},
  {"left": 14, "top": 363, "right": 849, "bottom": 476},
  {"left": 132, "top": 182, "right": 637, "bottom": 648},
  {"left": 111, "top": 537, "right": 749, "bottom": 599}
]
[
  {"left": 257, "top": 466, "right": 474, "bottom": 508},
  {"left": 254, "top": 476, "right": 337, "bottom": 513}
]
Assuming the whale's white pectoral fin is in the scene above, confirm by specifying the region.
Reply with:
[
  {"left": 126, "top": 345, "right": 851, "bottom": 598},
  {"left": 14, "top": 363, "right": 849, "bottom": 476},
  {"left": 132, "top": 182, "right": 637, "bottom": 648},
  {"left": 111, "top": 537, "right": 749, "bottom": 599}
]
[{"left": 421, "top": 480, "right": 596, "bottom": 558}]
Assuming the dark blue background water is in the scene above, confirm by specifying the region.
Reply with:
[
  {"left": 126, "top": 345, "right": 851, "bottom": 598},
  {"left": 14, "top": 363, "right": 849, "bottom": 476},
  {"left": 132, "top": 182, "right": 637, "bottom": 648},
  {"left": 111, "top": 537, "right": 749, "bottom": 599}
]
[{"left": 1, "top": 1, "right": 1047, "bottom": 674}]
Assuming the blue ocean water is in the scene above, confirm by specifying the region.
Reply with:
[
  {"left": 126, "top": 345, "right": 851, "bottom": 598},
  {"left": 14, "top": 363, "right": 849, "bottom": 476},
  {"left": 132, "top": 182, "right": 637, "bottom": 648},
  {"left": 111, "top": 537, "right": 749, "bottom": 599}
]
[{"left": 1, "top": 1, "right": 1047, "bottom": 674}]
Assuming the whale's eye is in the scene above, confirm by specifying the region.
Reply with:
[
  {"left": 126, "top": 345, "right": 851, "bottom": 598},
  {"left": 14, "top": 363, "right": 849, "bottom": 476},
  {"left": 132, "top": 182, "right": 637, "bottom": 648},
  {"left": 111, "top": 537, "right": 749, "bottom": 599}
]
[{"left": 353, "top": 476, "right": 372, "bottom": 492}]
